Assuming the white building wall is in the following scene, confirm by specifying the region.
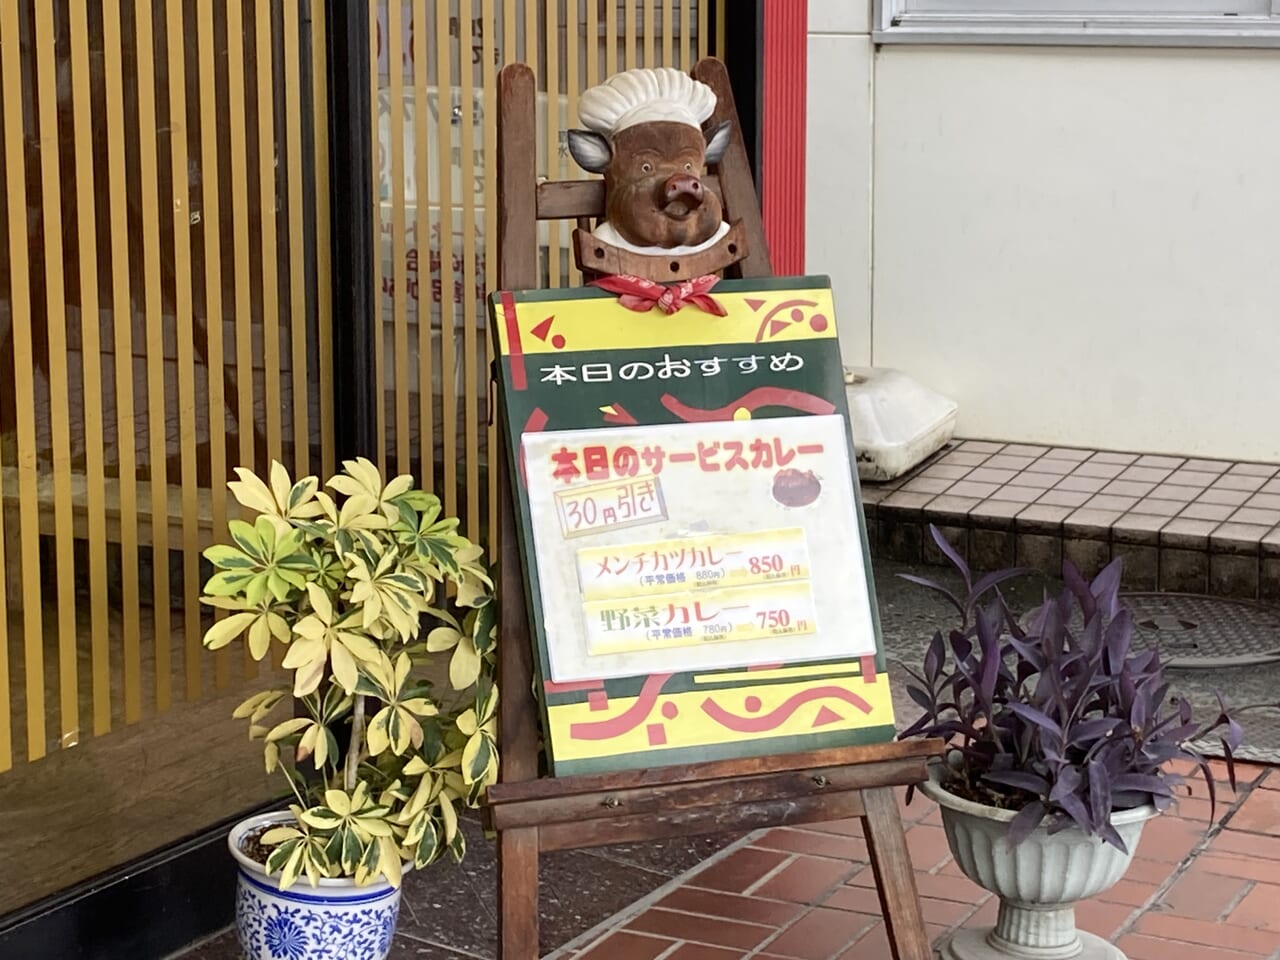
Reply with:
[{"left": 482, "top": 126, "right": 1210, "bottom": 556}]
[
  {"left": 806, "top": 3, "right": 874, "bottom": 369},
  {"left": 806, "top": 8, "right": 1280, "bottom": 461}
]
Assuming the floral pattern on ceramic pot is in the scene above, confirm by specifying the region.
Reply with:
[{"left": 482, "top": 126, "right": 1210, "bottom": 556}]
[
  {"left": 235, "top": 875, "right": 400, "bottom": 960},
  {"left": 567, "top": 67, "right": 732, "bottom": 255}
]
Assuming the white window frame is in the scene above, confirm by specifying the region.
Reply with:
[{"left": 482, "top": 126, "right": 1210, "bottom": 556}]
[{"left": 874, "top": 0, "right": 1280, "bottom": 45}]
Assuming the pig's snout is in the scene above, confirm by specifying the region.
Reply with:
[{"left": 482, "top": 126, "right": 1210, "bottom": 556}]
[{"left": 662, "top": 174, "right": 705, "bottom": 208}]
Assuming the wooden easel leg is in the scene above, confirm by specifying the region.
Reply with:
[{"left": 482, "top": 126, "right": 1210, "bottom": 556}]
[
  {"left": 862, "top": 786, "right": 933, "bottom": 960},
  {"left": 497, "top": 826, "right": 540, "bottom": 960}
]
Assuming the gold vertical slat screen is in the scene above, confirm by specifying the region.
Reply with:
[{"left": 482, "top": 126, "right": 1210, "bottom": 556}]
[
  {"left": 626, "top": 0, "right": 638, "bottom": 68},
  {"left": 69, "top": 0, "right": 112, "bottom": 737},
  {"left": 644, "top": 0, "right": 656, "bottom": 64},
  {"left": 585, "top": 0, "right": 600, "bottom": 89},
  {"left": 699, "top": 0, "right": 709, "bottom": 71},
  {"left": 606, "top": 0, "right": 619, "bottom": 75},
  {"left": 372, "top": 0, "right": 715, "bottom": 553},
  {"left": 0, "top": 0, "right": 332, "bottom": 775},
  {"left": 0, "top": 2, "right": 37, "bottom": 767},
  {"left": 255, "top": 2, "right": 283, "bottom": 472},
  {"left": 284, "top": 7, "right": 312, "bottom": 484},
  {"left": 33, "top": 3, "right": 81, "bottom": 751},
  {"left": 313, "top": 3, "right": 335, "bottom": 484},
  {"left": 6, "top": 1, "right": 52, "bottom": 763},
  {"left": 135, "top": 0, "right": 173, "bottom": 714},
  {"left": 483, "top": 0, "right": 500, "bottom": 561},
  {"left": 680, "top": 0, "right": 692, "bottom": 67},
  {"left": 369, "top": 2, "right": 388, "bottom": 479},
  {"left": 663, "top": 0, "right": 674, "bottom": 64},
  {"left": 102, "top": 0, "right": 144, "bottom": 723},
  {"left": 410, "top": 0, "right": 433, "bottom": 497},
  {"left": 196, "top": 0, "right": 232, "bottom": 691},
  {"left": 224, "top": 0, "right": 259, "bottom": 680},
  {"left": 162, "top": 0, "right": 201, "bottom": 703},
  {"left": 543, "top": 1, "right": 560, "bottom": 296},
  {"left": 562, "top": 3, "right": 578, "bottom": 291},
  {"left": 460, "top": 10, "right": 480, "bottom": 544},
  {"left": 388, "top": 0, "right": 410, "bottom": 475},
  {"left": 435, "top": 1, "right": 459, "bottom": 522}
]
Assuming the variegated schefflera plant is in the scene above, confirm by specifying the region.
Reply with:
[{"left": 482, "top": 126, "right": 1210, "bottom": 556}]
[{"left": 200, "top": 458, "right": 498, "bottom": 890}]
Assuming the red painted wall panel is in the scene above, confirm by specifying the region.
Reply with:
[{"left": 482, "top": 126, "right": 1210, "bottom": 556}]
[{"left": 761, "top": 0, "right": 808, "bottom": 275}]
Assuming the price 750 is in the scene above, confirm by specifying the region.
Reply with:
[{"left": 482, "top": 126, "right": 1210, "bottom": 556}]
[{"left": 755, "top": 609, "right": 792, "bottom": 629}]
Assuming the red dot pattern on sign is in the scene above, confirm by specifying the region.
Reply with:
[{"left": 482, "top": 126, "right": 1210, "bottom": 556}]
[
  {"left": 552, "top": 334, "right": 566, "bottom": 349},
  {"left": 661, "top": 701, "right": 678, "bottom": 720},
  {"left": 568, "top": 763, "right": 1279, "bottom": 960},
  {"left": 810, "top": 314, "right": 829, "bottom": 332},
  {"left": 744, "top": 695, "right": 763, "bottom": 713}
]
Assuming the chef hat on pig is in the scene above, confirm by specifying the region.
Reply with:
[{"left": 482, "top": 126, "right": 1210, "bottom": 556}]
[{"left": 579, "top": 67, "right": 717, "bottom": 136}]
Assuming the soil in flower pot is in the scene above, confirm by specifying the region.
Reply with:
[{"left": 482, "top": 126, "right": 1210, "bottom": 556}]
[
  {"left": 237, "top": 826, "right": 274, "bottom": 867},
  {"left": 933, "top": 771, "right": 1027, "bottom": 812}
]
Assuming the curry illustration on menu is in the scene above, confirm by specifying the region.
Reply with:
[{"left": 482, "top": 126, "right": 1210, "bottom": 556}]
[{"left": 490, "top": 276, "right": 897, "bottom": 776}]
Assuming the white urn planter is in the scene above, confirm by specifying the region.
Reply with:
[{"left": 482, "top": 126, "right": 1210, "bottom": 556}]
[
  {"left": 920, "top": 769, "right": 1157, "bottom": 960},
  {"left": 228, "top": 812, "right": 403, "bottom": 960}
]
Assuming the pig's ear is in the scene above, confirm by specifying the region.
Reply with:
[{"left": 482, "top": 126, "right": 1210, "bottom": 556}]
[
  {"left": 567, "top": 129, "right": 612, "bottom": 174},
  {"left": 704, "top": 120, "right": 732, "bottom": 166}
]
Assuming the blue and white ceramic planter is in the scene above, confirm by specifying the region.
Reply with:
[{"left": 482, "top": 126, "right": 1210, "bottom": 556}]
[{"left": 229, "top": 811, "right": 403, "bottom": 960}]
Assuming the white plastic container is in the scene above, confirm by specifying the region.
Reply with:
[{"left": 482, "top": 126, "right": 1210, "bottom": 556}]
[{"left": 844, "top": 367, "right": 958, "bottom": 482}]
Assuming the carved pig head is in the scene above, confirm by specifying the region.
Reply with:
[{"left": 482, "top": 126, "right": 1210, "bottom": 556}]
[{"left": 567, "top": 68, "right": 732, "bottom": 254}]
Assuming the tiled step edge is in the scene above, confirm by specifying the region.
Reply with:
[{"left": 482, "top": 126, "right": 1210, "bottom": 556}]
[
  {"left": 861, "top": 439, "right": 1280, "bottom": 601},
  {"left": 866, "top": 500, "right": 1280, "bottom": 602}
]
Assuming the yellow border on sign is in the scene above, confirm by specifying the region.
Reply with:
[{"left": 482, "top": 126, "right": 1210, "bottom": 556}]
[
  {"left": 496, "top": 288, "right": 837, "bottom": 355},
  {"left": 547, "top": 674, "right": 896, "bottom": 762}
]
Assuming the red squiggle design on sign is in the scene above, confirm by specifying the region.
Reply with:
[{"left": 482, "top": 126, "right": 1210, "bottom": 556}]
[
  {"left": 661, "top": 387, "right": 835, "bottom": 423},
  {"left": 523, "top": 409, "right": 549, "bottom": 433},
  {"left": 602, "top": 403, "right": 639, "bottom": 426},
  {"left": 700, "top": 686, "right": 873, "bottom": 733},
  {"left": 517, "top": 409, "right": 549, "bottom": 487},
  {"left": 755, "top": 299, "right": 818, "bottom": 343},
  {"left": 568, "top": 674, "right": 673, "bottom": 741}
]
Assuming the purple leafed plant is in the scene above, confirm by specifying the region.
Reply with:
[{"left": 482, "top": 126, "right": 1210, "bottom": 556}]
[{"left": 899, "top": 526, "right": 1248, "bottom": 852}]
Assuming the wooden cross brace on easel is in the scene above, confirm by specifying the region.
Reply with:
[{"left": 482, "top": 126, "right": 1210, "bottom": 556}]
[{"left": 484, "top": 58, "right": 944, "bottom": 960}]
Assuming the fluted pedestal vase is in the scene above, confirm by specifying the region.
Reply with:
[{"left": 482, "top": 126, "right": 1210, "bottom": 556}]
[
  {"left": 228, "top": 812, "right": 403, "bottom": 960},
  {"left": 920, "top": 769, "right": 1156, "bottom": 960}
]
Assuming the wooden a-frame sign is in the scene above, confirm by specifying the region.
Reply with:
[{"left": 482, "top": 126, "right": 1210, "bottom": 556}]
[{"left": 484, "top": 59, "right": 942, "bottom": 960}]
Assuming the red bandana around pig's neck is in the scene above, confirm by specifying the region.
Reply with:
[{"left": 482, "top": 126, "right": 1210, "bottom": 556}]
[{"left": 567, "top": 68, "right": 743, "bottom": 315}]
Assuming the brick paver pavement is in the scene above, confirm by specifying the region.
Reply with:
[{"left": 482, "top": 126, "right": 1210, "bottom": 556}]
[{"left": 552, "top": 761, "right": 1280, "bottom": 960}]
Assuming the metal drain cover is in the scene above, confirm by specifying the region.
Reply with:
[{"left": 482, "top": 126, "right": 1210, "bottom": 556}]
[
  {"left": 1192, "top": 708, "right": 1280, "bottom": 764},
  {"left": 1121, "top": 593, "right": 1280, "bottom": 669}
]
